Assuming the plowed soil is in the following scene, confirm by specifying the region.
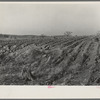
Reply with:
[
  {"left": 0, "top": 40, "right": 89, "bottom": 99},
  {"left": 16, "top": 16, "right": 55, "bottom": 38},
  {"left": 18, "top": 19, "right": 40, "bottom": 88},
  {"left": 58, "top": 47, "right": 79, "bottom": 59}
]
[{"left": 0, "top": 35, "right": 100, "bottom": 85}]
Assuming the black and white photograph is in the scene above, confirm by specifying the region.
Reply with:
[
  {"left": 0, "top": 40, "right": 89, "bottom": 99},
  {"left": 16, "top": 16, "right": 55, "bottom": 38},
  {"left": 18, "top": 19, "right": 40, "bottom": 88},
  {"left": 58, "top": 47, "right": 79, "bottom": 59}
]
[{"left": 0, "top": 1, "right": 100, "bottom": 85}]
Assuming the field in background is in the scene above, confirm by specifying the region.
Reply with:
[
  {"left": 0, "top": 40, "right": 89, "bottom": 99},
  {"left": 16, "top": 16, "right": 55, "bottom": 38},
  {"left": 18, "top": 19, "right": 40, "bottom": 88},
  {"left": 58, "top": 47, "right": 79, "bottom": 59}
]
[{"left": 0, "top": 34, "right": 100, "bottom": 85}]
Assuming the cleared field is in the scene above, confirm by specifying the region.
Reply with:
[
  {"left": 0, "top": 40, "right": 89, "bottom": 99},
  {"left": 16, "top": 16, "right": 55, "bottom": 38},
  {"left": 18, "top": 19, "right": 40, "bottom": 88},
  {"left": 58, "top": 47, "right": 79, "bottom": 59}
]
[{"left": 0, "top": 35, "right": 100, "bottom": 85}]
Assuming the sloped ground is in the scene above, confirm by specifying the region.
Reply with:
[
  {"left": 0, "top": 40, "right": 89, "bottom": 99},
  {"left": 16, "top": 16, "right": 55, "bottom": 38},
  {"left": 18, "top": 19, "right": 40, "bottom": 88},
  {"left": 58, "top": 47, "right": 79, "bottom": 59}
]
[{"left": 0, "top": 35, "right": 100, "bottom": 85}]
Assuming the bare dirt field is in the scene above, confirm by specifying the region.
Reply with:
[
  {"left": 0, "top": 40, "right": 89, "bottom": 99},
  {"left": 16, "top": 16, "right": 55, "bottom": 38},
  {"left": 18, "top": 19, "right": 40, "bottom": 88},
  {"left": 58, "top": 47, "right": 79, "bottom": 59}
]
[{"left": 0, "top": 35, "right": 100, "bottom": 85}]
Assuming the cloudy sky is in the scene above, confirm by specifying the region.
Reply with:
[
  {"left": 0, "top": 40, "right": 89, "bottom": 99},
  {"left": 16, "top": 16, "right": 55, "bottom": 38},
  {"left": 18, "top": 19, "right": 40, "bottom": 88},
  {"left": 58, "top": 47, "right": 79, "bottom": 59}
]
[{"left": 0, "top": 2, "right": 100, "bottom": 36}]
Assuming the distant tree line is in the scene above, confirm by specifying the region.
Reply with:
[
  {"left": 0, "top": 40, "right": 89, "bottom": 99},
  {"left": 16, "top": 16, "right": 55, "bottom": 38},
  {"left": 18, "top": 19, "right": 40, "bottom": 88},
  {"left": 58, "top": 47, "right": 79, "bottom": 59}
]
[{"left": 0, "top": 34, "right": 10, "bottom": 38}]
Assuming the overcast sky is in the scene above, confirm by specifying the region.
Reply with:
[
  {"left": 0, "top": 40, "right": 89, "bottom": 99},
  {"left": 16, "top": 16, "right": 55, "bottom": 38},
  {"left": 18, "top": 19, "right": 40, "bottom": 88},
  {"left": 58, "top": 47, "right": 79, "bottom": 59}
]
[{"left": 0, "top": 2, "right": 100, "bottom": 36}]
